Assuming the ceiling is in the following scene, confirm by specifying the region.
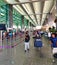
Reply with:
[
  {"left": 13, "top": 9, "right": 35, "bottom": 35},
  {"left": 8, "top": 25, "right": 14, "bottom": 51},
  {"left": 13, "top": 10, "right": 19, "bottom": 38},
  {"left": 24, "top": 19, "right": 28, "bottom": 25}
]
[{"left": 5, "top": 0, "right": 54, "bottom": 26}]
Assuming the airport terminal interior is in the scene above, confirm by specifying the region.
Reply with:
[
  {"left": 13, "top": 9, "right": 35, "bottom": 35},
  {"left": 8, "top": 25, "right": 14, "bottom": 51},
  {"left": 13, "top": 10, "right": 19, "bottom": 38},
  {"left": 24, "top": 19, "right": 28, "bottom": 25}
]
[{"left": 0, "top": 0, "right": 57, "bottom": 65}]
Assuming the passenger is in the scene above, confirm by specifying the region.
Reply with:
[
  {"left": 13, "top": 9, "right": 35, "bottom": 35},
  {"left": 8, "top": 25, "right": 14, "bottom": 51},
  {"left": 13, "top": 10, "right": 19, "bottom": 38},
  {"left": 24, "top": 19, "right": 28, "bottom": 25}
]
[
  {"left": 5, "top": 31, "right": 9, "bottom": 42},
  {"left": 24, "top": 31, "right": 30, "bottom": 52},
  {"left": 9, "top": 31, "right": 13, "bottom": 40},
  {"left": 50, "top": 33, "right": 57, "bottom": 49},
  {"left": 14, "top": 32, "right": 17, "bottom": 40},
  {"left": 48, "top": 31, "right": 51, "bottom": 40},
  {"left": 35, "top": 34, "right": 41, "bottom": 39},
  {"left": 15, "top": 32, "right": 16, "bottom": 37},
  {"left": 50, "top": 33, "right": 57, "bottom": 62},
  {"left": 34, "top": 33, "right": 42, "bottom": 48},
  {"left": 35, "top": 32, "right": 41, "bottom": 39},
  {"left": 5, "top": 31, "right": 9, "bottom": 39}
]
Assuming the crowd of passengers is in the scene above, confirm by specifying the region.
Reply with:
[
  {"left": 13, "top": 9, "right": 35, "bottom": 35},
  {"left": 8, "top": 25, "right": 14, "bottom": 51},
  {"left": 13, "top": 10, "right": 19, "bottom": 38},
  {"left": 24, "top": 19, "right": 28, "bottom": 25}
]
[{"left": 2, "top": 30, "right": 24, "bottom": 40}]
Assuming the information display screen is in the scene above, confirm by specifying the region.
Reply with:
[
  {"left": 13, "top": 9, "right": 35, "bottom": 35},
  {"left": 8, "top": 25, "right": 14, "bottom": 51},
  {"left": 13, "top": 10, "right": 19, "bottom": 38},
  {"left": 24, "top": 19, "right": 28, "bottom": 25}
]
[{"left": 0, "top": 24, "right": 6, "bottom": 30}]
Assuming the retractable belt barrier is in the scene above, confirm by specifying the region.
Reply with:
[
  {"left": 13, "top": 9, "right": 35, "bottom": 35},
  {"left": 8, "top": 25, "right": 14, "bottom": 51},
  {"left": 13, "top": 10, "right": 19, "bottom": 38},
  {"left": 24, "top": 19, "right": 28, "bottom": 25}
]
[{"left": 0, "top": 33, "right": 25, "bottom": 49}]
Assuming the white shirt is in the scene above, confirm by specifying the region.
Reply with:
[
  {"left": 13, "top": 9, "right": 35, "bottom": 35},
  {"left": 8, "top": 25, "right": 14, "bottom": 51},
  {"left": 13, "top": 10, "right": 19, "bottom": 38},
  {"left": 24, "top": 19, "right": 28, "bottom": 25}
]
[{"left": 48, "top": 32, "right": 51, "bottom": 37}]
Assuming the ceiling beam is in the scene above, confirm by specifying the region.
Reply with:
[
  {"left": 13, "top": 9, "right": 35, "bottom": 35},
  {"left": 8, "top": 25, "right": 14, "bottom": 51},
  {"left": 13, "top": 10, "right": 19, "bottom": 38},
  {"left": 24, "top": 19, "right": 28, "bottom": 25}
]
[
  {"left": 29, "top": 2, "right": 38, "bottom": 24},
  {"left": 43, "top": 0, "right": 54, "bottom": 23},
  {"left": 11, "top": 0, "right": 36, "bottom": 26},
  {"left": 23, "top": 12, "right": 50, "bottom": 16},
  {"left": 42, "top": 0, "right": 54, "bottom": 25},
  {"left": 40, "top": 1, "right": 45, "bottom": 25},
  {"left": 15, "top": 0, "right": 19, "bottom": 2},
  {"left": 18, "top": 3, "right": 36, "bottom": 26},
  {"left": 19, "top": 0, "right": 49, "bottom": 4},
  {"left": 5, "top": 0, "right": 50, "bottom": 5}
]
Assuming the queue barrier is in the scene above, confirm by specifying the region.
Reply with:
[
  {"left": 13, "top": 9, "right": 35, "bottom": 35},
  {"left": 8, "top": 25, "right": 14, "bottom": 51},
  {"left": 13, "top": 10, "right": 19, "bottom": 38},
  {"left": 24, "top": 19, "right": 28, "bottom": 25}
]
[{"left": 1, "top": 33, "right": 25, "bottom": 48}]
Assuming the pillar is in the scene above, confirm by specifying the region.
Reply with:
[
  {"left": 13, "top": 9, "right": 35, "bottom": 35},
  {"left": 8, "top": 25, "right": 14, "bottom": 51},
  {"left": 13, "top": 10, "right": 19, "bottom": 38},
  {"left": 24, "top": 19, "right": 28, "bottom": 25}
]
[
  {"left": 6, "top": 4, "right": 13, "bottom": 28},
  {"left": 56, "top": 0, "right": 57, "bottom": 30},
  {"left": 21, "top": 15, "right": 24, "bottom": 29},
  {"left": 28, "top": 22, "right": 30, "bottom": 26},
  {"left": 27, "top": 20, "right": 29, "bottom": 29},
  {"left": 28, "top": 21, "right": 30, "bottom": 29}
]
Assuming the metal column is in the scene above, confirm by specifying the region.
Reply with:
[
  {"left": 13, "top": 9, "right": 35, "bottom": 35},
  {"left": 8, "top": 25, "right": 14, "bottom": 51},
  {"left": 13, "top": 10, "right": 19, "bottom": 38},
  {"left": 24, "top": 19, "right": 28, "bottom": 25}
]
[
  {"left": 56, "top": 1, "right": 57, "bottom": 30},
  {"left": 22, "top": 15, "right": 24, "bottom": 29},
  {"left": 6, "top": 4, "right": 13, "bottom": 28}
]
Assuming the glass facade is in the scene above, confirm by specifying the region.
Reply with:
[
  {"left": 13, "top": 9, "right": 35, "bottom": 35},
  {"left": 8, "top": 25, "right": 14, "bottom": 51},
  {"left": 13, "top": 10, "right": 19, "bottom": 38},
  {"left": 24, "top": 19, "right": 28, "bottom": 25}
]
[
  {"left": 0, "top": 0, "right": 30, "bottom": 28},
  {"left": 0, "top": 0, "right": 6, "bottom": 24}
]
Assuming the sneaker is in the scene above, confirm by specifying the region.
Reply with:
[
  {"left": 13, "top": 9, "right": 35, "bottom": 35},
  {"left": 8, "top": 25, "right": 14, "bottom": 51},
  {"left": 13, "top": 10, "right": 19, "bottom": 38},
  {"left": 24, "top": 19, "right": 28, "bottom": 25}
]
[
  {"left": 53, "top": 59, "right": 55, "bottom": 63},
  {"left": 27, "top": 49, "right": 29, "bottom": 52},
  {"left": 25, "top": 50, "right": 26, "bottom": 52},
  {"left": 28, "top": 49, "right": 29, "bottom": 50}
]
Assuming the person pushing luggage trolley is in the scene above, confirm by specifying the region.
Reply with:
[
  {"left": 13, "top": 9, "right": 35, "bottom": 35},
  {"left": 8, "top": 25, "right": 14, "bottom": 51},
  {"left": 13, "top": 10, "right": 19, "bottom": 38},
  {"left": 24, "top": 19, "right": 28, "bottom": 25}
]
[{"left": 34, "top": 33, "right": 43, "bottom": 50}]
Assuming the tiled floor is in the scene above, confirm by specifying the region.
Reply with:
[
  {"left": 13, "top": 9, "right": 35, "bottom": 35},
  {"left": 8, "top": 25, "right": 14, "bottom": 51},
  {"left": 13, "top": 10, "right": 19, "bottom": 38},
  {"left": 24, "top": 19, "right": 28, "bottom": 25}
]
[{"left": 0, "top": 36, "right": 57, "bottom": 65}]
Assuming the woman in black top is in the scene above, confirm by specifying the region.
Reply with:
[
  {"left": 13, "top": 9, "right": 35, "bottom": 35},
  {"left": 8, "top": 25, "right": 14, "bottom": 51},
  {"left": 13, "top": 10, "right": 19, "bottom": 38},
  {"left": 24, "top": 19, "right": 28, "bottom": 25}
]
[{"left": 24, "top": 31, "right": 30, "bottom": 52}]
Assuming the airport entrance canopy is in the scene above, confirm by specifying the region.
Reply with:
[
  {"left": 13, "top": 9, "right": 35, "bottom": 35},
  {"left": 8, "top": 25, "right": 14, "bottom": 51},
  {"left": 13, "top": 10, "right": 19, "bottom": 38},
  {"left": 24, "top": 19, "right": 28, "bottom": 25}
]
[{"left": 5, "top": 0, "right": 55, "bottom": 26}]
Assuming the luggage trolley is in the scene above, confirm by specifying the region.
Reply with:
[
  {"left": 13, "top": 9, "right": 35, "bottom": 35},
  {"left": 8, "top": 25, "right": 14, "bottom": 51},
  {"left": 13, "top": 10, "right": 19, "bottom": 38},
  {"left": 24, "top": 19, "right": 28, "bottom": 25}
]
[
  {"left": 34, "top": 36, "right": 43, "bottom": 57},
  {"left": 34, "top": 38, "right": 42, "bottom": 48},
  {"left": 34, "top": 35, "right": 43, "bottom": 49}
]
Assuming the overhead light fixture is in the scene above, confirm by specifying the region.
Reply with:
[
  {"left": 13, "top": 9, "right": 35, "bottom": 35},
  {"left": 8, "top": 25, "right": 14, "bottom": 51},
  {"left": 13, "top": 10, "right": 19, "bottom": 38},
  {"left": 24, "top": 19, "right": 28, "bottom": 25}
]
[
  {"left": 6, "top": 0, "right": 18, "bottom": 4},
  {"left": 36, "top": 26, "right": 42, "bottom": 29},
  {"left": 1, "top": 9, "right": 4, "bottom": 12},
  {"left": 33, "top": 2, "right": 41, "bottom": 14},
  {"left": 0, "top": 13, "right": 4, "bottom": 16},
  {"left": 13, "top": 5, "right": 26, "bottom": 15},
  {"left": 19, "top": 0, "right": 29, "bottom": 3},
  {"left": 22, "top": 3, "right": 33, "bottom": 14},
  {"left": 22, "top": 4, "right": 29, "bottom": 14},
  {"left": 24, "top": 16, "right": 29, "bottom": 19},
  {"left": 16, "top": 5, "right": 26, "bottom": 15}
]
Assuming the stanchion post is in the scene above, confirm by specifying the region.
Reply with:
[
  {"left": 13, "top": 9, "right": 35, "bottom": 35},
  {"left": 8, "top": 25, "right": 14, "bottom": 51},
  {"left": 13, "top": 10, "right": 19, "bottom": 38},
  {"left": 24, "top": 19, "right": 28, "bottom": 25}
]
[{"left": 0, "top": 31, "right": 3, "bottom": 50}]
